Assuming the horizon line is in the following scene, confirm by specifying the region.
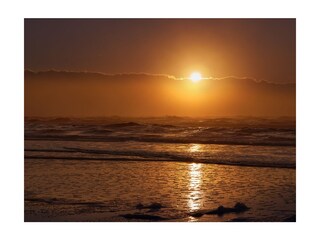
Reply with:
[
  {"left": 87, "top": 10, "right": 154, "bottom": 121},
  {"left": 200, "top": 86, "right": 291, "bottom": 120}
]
[{"left": 24, "top": 69, "right": 296, "bottom": 85}]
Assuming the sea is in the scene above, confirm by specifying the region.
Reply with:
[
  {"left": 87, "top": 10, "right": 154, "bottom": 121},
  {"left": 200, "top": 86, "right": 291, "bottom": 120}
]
[{"left": 24, "top": 116, "right": 296, "bottom": 222}]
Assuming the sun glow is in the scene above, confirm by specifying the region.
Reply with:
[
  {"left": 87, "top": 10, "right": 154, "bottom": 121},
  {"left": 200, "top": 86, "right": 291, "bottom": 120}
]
[{"left": 189, "top": 72, "right": 202, "bottom": 83}]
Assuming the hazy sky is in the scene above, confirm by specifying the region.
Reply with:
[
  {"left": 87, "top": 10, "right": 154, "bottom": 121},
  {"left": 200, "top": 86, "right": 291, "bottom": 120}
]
[
  {"left": 25, "top": 19, "right": 295, "bottom": 83},
  {"left": 25, "top": 71, "right": 295, "bottom": 117}
]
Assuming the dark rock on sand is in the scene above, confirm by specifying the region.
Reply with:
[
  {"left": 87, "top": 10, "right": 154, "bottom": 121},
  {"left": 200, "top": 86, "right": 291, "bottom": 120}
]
[
  {"left": 120, "top": 214, "right": 167, "bottom": 221},
  {"left": 234, "top": 202, "right": 250, "bottom": 211},
  {"left": 190, "top": 202, "right": 250, "bottom": 217},
  {"left": 206, "top": 202, "right": 250, "bottom": 216},
  {"left": 189, "top": 212, "right": 205, "bottom": 218},
  {"left": 135, "top": 202, "right": 165, "bottom": 211}
]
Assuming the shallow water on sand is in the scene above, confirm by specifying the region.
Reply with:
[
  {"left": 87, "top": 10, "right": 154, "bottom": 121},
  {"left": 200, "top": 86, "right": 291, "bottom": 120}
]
[{"left": 25, "top": 159, "right": 295, "bottom": 222}]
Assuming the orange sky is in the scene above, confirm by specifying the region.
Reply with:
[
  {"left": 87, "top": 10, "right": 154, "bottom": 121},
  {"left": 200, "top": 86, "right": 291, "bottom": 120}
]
[
  {"left": 24, "top": 19, "right": 295, "bottom": 117},
  {"left": 25, "top": 19, "right": 295, "bottom": 83},
  {"left": 25, "top": 71, "right": 295, "bottom": 117}
]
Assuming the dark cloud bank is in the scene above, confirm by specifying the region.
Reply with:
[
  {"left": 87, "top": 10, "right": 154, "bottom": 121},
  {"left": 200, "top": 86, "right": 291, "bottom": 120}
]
[{"left": 25, "top": 70, "right": 295, "bottom": 117}]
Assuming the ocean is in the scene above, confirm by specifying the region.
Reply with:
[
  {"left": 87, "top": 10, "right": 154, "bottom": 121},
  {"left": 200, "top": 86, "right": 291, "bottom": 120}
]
[{"left": 24, "top": 116, "right": 296, "bottom": 221}]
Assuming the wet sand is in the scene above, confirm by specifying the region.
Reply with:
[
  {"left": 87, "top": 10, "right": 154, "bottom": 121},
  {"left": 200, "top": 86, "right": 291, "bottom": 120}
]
[{"left": 25, "top": 159, "right": 295, "bottom": 222}]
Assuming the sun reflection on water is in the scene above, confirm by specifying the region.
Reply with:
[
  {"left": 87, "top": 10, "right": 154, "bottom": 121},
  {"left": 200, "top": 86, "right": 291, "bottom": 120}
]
[
  {"left": 189, "top": 144, "right": 201, "bottom": 153},
  {"left": 188, "top": 163, "right": 203, "bottom": 214}
]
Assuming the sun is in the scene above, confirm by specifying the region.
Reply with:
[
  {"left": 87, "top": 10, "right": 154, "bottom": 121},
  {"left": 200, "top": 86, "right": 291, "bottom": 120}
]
[{"left": 189, "top": 72, "right": 202, "bottom": 83}]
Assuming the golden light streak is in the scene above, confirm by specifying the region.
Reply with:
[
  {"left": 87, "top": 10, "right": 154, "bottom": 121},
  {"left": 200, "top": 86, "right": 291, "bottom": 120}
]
[{"left": 188, "top": 163, "right": 203, "bottom": 213}]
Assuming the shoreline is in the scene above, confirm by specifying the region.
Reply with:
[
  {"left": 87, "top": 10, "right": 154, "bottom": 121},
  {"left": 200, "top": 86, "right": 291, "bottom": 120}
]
[{"left": 24, "top": 156, "right": 296, "bottom": 169}]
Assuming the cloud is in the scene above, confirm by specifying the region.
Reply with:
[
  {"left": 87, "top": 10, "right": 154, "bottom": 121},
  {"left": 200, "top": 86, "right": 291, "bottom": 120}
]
[
  {"left": 25, "top": 70, "right": 294, "bottom": 85},
  {"left": 25, "top": 69, "right": 177, "bottom": 81}
]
